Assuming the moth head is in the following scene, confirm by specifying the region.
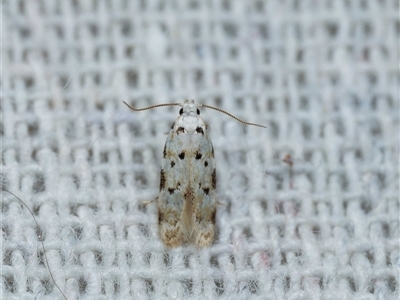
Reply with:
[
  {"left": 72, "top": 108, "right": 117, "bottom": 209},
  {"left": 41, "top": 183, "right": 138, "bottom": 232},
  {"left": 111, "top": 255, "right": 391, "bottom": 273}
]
[{"left": 180, "top": 99, "right": 199, "bottom": 117}]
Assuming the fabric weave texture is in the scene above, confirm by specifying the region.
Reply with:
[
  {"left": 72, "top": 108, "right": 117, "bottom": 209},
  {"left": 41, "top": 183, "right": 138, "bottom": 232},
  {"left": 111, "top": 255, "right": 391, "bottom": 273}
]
[{"left": 1, "top": 0, "right": 399, "bottom": 299}]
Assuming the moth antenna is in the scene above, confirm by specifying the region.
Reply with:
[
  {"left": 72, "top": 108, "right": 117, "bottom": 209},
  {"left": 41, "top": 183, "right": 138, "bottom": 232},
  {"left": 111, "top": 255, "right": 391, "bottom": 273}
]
[
  {"left": 198, "top": 104, "right": 266, "bottom": 128},
  {"left": 1, "top": 187, "right": 69, "bottom": 300},
  {"left": 123, "top": 101, "right": 181, "bottom": 111}
]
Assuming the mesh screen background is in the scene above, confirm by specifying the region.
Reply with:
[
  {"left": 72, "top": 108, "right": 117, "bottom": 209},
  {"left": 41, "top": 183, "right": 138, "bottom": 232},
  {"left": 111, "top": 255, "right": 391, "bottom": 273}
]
[{"left": 1, "top": 0, "right": 399, "bottom": 299}]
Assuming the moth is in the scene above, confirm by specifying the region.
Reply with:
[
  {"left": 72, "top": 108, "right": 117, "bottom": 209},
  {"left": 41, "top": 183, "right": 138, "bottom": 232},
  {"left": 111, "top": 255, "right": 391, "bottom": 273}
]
[{"left": 124, "top": 100, "right": 265, "bottom": 247}]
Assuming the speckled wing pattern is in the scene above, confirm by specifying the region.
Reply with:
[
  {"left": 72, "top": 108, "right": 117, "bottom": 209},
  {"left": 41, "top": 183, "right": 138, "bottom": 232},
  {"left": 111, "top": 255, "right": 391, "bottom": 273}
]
[{"left": 158, "top": 100, "right": 216, "bottom": 247}]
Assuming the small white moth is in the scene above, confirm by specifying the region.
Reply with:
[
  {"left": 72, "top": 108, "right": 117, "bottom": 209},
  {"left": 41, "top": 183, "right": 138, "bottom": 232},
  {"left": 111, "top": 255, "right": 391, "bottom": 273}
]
[{"left": 124, "top": 100, "right": 265, "bottom": 247}]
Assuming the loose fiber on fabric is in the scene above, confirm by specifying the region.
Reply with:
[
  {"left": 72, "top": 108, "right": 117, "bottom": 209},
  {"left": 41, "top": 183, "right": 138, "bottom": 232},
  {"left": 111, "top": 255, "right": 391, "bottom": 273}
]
[{"left": 1, "top": 0, "right": 399, "bottom": 299}]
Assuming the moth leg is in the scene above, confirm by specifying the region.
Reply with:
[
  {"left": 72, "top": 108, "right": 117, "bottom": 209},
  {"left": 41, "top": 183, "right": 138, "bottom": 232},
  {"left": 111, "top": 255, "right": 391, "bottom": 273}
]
[{"left": 143, "top": 197, "right": 157, "bottom": 205}]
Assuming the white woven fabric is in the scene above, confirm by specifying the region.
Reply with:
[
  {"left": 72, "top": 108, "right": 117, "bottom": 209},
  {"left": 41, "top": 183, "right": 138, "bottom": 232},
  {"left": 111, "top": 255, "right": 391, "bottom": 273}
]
[{"left": 2, "top": 0, "right": 399, "bottom": 299}]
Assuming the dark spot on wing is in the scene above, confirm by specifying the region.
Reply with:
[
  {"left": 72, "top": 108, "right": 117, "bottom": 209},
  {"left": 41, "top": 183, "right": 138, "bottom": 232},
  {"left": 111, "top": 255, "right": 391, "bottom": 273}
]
[
  {"left": 196, "top": 108, "right": 200, "bottom": 115},
  {"left": 211, "top": 144, "right": 214, "bottom": 157},
  {"left": 204, "top": 161, "right": 208, "bottom": 167},
  {"left": 211, "top": 209, "right": 216, "bottom": 223},
  {"left": 196, "top": 213, "right": 202, "bottom": 223},
  {"left": 202, "top": 232, "right": 211, "bottom": 240},
  {"left": 158, "top": 212, "right": 164, "bottom": 223},
  {"left": 160, "top": 169, "right": 166, "bottom": 191},
  {"left": 177, "top": 127, "right": 185, "bottom": 134},
  {"left": 168, "top": 188, "right": 175, "bottom": 195},
  {"left": 196, "top": 127, "right": 204, "bottom": 135},
  {"left": 163, "top": 144, "right": 167, "bottom": 158},
  {"left": 179, "top": 152, "right": 185, "bottom": 160},
  {"left": 170, "top": 161, "right": 175, "bottom": 168},
  {"left": 203, "top": 188, "right": 210, "bottom": 195},
  {"left": 195, "top": 152, "right": 202, "bottom": 160},
  {"left": 179, "top": 108, "right": 183, "bottom": 115},
  {"left": 212, "top": 169, "right": 216, "bottom": 189}
]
